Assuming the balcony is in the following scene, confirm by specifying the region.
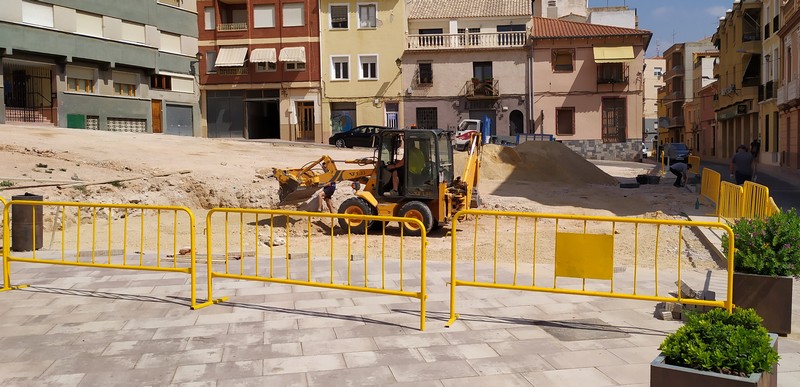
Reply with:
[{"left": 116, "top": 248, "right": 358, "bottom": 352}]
[
  {"left": 663, "top": 65, "right": 684, "bottom": 80},
  {"left": 407, "top": 31, "right": 526, "bottom": 50},
  {"left": 668, "top": 90, "right": 685, "bottom": 101},
  {"left": 667, "top": 116, "right": 684, "bottom": 128},
  {"left": 463, "top": 79, "right": 500, "bottom": 98},
  {"left": 216, "top": 67, "right": 248, "bottom": 76},
  {"left": 764, "top": 81, "right": 775, "bottom": 100},
  {"left": 217, "top": 22, "right": 248, "bottom": 32},
  {"left": 782, "top": 79, "right": 800, "bottom": 107}
]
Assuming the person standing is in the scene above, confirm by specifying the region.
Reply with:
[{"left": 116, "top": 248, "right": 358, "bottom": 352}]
[
  {"left": 669, "top": 162, "right": 691, "bottom": 187},
  {"left": 317, "top": 182, "right": 336, "bottom": 212},
  {"left": 730, "top": 144, "right": 757, "bottom": 184}
]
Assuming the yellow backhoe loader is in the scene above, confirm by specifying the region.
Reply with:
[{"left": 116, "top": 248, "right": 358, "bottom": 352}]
[{"left": 273, "top": 129, "right": 481, "bottom": 236}]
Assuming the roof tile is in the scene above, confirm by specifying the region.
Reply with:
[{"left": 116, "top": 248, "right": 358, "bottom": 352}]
[
  {"left": 408, "top": 0, "right": 532, "bottom": 19},
  {"left": 532, "top": 17, "right": 651, "bottom": 39}
]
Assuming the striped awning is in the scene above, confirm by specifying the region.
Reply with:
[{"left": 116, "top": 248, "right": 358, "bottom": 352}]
[
  {"left": 250, "top": 48, "right": 277, "bottom": 64},
  {"left": 593, "top": 46, "right": 635, "bottom": 63},
  {"left": 214, "top": 46, "right": 248, "bottom": 67},
  {"left": 279, "top": 47, "right": 306, "bottom": 63}
]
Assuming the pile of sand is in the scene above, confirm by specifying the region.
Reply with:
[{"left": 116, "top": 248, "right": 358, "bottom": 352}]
[{"left": 456, "top": 141, "right": 619, "bottom": 186}]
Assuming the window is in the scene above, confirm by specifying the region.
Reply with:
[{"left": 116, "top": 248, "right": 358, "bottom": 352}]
[
  {"left": 254, "top": 5, "right": 275, "bottom": 28},
  {"left": 206, "top": 51, "right": 217, "bottom": 74},
  {"left": 285, "top": 62, "right": 305, "bottom": 71},
  {"left": 283, "top": 3, "right": 305, "bottom": 27},
  {"left": 359, "top": 55, "right": 378, "bottom": 80},
  {"left": 496, "top": 24, "right": 526, "bottom": 46},
  {"left": 330, "top": 4, "right": 349, "bottom": 29},
  {"left": 417, "top": 62, "right": 433, "bottom": 84},
  {"left": 556, "top": 108, "right": 575, "bottom": 135},
  {"left": 67, "top": 78, "right": 94, "bottom": 93},
  {"left": 121, "top": 21, "right": 146, "bottom": 43},
  {"left": 357, "top": 4, "right": 377, "bottom": 28},
  {"left": 204, "top": 7, "right": 215, "bottom": 30},
  {"left": 332, "top": 56, "right": 350, "bottom": 80},
  {"left": 416, "top": 107, "right": 438, "bottom": 129},
  {"left": 76, "top": 12, "right": 103, "bottom": 37},
  {"left": 597, "top": 63, "right": 626, "bottom": 83},
  {"left": 419, "top": 28, "right": 443, "bottom": 47},
  {"left": 160, "top": 32, "right": 182, "bottom": 54},
  {"left": 654, "top": 67, "right": 663, "bottom": 77},
  {"left": 473, "top": 61, "right": 493, "bottom": 80},
  {"left": 150, "top": 74, "right": 173, "bottom": 90},
  {"left": 257, "top": 62, "right": 277, "bottom": 72},
  {"left": 21, "top": 0, "right": 53, "bottom": 28},
  {"left": 114, "top": 83, "right": 137, "bottom": 97},
  {"left": 552, "top": 49, "right": 574, "bottom": 72},
  {"left": 601, "top": 98, "right": 627, "bottom": 143}
]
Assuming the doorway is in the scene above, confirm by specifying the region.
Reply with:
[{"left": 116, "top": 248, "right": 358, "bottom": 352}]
[
  {"left": 469, "top": 110, "right": 496, "bottom": 136},
  {"left": 3, "top": 62, "right": 54, "bottom": 123},
  {"left": 151, "top": 100, "right": 163, "bottom": 133},
  {"left": 296, "top": 101, "right": 315, "bottom": 141},
  {"left": 245, "top": 100, "right": 279, "bottom": 139},
  {"left": 509, "top": 110, "right": 524, "bottom": 134}
]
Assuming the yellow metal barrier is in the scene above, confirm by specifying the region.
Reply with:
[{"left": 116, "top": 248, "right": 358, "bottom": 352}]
[
  {"left": 446, "top": 210, "right": 735, "bottom": 327},
  {"left": 742, "top": 181, "right": 771, "bottom": 219},
  {"left": 700, "top": 168, "right": 721, "bottom": 210},
  {"left": 660, "top": 150, "right": 665, "bottom": 175},
  {"left": 197, "top": 208, "right": 428, "bottom": 330},
  {"left": 717, "top": 182, "right": 745, "bottom": 223},
  {"left": 765, "top": 197, "right": 781, "bottom": 217},
  {"left": 0, "top": 196, "right": 5, "bottom": 288},
  {"left": 687, "top": 155, "right": 701, "bottom": 174},
  {"left": 1, "top": 200, "right": 205, "bottom": 308}
]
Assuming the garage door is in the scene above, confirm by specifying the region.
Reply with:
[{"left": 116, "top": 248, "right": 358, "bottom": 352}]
[{"left": 165, "top": 104, "right": 194, "bottom": 136}]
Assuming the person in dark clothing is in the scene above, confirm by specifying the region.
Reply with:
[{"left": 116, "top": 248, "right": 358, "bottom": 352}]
[
  {"left": 669, "top": 162, "right": 691, "bottom": 187},
  {"left": 317, "top": 182, "right": 336, "bottom": 212},
  {"left": 730, "top": 144, "right": 757, "bottom": 184}
]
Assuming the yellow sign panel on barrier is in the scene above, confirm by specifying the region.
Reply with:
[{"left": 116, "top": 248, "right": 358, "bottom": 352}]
[
  {"left": 1, "top": 200, "right": 205, "bottom": 308},
  {"left": 446, "top": 210, "right": 735, "bottom": 327},
  {"left": 555, "top": 232, "right": 613, "bottom": 280},
  {"left": 197, "top": 208, "right": 428, "bottom": 330}
]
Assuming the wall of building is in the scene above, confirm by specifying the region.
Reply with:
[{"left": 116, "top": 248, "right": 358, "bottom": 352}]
[{"left": 587, "top": 8, "right": 636, "bottom": 29}]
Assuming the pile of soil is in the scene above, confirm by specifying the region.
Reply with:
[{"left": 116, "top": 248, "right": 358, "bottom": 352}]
[{"left": 456, "top": 142, "right": 619, "bottom": 186}]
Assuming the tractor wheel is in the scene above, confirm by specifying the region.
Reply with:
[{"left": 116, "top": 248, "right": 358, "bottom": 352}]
[
  {"left": 398, "top": 201, "right": 433, "bottom": 236},
  {"left": 337, "top": 197, "right": 374, "bottom": 233}
]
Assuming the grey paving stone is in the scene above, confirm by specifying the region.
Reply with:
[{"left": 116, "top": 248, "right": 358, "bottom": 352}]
[
  {"left": 216, "top": 372, "right": 308, "bottom": 387},
  {"left": 172, "top": 381, "right": 216, "bottom": 387},
  {"left": 607, "top": 346, "right": 663, "bottom": 364},
  {"left": 504, "top": 326, "right": 553, "bottom": 340},
  {"left": 0, "top": 323, "right": 56, "bottom": 337},
  {"left": 135, "top": 348, "right": 224, "bottom": 369},
  {"left": 185, "top": 333, "right": 265, "bottom": 351},
  {"left": 195, "top": 310, "right": 265, "bottom": 325},
  {"left": 417, "top": 343, "right": 499, "bottom": 362},
  {"left": 43, "top": 355, "right": 139, "bottom": 376},
  {"left": 16, "top": 343, "right": 107, "bottom": 361},
  {"left": 228, "top": 319, "right": 298, "bottom": 334},
  {"left": 0, "top": 360, "right": 55, "bottom": 380},
  {"left": 296, "top": 315, "right": 365, "bottom": 330},
  {"left": 306, "top": 365, "right": 396, "bottom": 386},
  {"left": 560, "top": 338, "right": 639, "bottom": 351},
  {"left": 440, "top": 373, "right": 534, "bottom": 387},
  {"left": 301, "top": 337, "right": 377, "bottom": 355},
  {"left": 151, "top": 323, "right": 230, "bottom": 340},
  {"left": 0, "top": 373, "right": 85, "bottom": 387},
  {"left": 76, "top": 367, "right": 176, "bottom": 387},
  {"left": 489, "top": 338, "right": 568, "bottom": 356},
  {"left": 441, "top": 328, "right": 516, "bottom": 345},
  {"left": 48, "top": 320, "right": 127, "bottom": 335},
  {"left": 172, "top": 361, "right": 262, "bottom": 384},
  {"left": 263, "top": 327, "right": 336, "bottom": 344},
  {"left": 373, "top": 333, "right": 449, "bottom": 350},
  {"left": 122, "top": 315, "right": 199, "bottom": 330},
  {"left": 0, "top": 347, "right": 26, "bottom": 362},
  {"left": 102, "top": 338, "right": 189, "bottom": 356},
  {"left": 222, "top": 343, "right": 302, "bottom": 362},
  {"left": 522, "top": 367, "right": 618, "bottom": 387},
  {"left": 342, "top": 349, "right": 425, "bottom": 368},
  {"left": 388, "top": 359, "right": 477, "bottom": 382},
  {"left": 467, "top": 354, "right": 554, "bottom": 375},
  {"left": 333, "top": 323, "right": 406, "bottom": 339},
  {"left": 73, "top": 328, "right": 157, "bottom": 345},
  {"left": 382, "top": 381, "right": 444, "bottom": 387},
  {"left": 325, "top": 304, "right": 392, "bottom": 317},
  {"left": 262, "top": 354, "right": 346, "bottom": 375},
  {"left": 597, "top": 363, "right": 651, "bottom": 385},
  {"left": 540, "top": 349, "right": 627, "bottom": 369}
]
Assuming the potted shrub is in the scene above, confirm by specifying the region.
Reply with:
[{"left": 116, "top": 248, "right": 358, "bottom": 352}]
[
  {"left": 722, "top": 209, "right": 800, "bottom": 335},
  {"left": 651, "top": 308, "right": 779, "bottom": 387}
]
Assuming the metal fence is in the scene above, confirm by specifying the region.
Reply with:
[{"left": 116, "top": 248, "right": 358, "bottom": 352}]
[
  {"left": 197, "top": 208, "right": 428, "bottom": 330},
  {"left": 717, "top": 182, "right": 745, "bottom": 223},
  {"left": 700, "top": 168, "right": 721, "bottom": 210},
  {"left": 1, "top": 200, "right": 205, "bottom": 307},
  {"left": 742, "top": 181, "right": 771, "bottom": 219},
  {"left": 446, "top": 210, "right": 734, "bottom": 327}
]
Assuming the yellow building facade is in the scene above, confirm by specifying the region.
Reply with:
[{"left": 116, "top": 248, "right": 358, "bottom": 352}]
[{"left": 319, "top": 1, "right": 407, "bottom": 140}]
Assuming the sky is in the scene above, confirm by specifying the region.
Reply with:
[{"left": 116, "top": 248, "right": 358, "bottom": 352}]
[{"left": 588, "top": 0, "right": 735, "bottom": 57}]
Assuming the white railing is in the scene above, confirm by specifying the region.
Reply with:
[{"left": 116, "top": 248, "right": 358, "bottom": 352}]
[
  {"left": 777, "top": 84, "right": 787, "bottom": 105},
  {"left": 217, "top": 23, "right": 248, "bottom": 32},
  {"left": 407, "top": 31, "right": 527, "bottom": 50}
]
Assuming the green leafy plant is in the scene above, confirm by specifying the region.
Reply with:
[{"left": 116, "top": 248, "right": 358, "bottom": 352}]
[
  {"left": 659, "top": 308, "right": 779, "bottom": 377},
  {"left": 0, "top": 180, "right": 13, "bottom": 187},
  {"left": 722, "top": 209, "right": 800, "bottom": 276}
]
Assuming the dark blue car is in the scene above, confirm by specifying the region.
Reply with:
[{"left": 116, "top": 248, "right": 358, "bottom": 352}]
[{"left": 328, "top": 125, "right": 390, "bottom": 148}]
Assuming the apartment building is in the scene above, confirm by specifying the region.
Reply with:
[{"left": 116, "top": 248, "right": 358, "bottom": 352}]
[
  {"left": 402, "top": 0, "right": 530, "bottom": 137},
  {"left": 761, "top": 0, "right": 780, "bottom": 166},
  {"left": 0, "top": 0, "right": 201, "bottom": 135},
  {"left": 319, "top": 0, "right": 406, "bottom": 137},
  {"left": 531, "top": 17, "right": 651, "bottom": 160},
  {"left": 643, "top": 57, "right": 665, "bottom": 149},
  {"left": 778, "top": 0, "right": 800, "bottom": 169},
  {"left": 683, "top": 51, "right": 718, "bottom": 152},
  {"left": 197, "top": 0, "right": 321, "bottom": 140}
]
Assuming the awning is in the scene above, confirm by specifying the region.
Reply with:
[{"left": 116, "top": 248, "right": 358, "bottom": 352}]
[
  {"left": 279, "top": 47, "right": 306, "bottom": 63},
  {"left": 593, "top": 46, "right": 635, "bottom": 63},
  {"left": 214, "top": 46, "right": 247, "bottom": 67},
  {"left": 250, "top": 48, "right": 277, "bottom": 64}
]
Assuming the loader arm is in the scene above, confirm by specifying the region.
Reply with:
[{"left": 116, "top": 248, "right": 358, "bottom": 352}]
[
  {"left": 450, "top": 131, "right": 482, "bottom": 215},
  {"left": 273, "top": 156, "right": 376, "bottom": 205}
]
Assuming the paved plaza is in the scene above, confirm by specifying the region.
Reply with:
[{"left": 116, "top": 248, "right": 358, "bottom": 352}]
[{"left": 1, "top": 252, "right": 799, "bottom": 386}]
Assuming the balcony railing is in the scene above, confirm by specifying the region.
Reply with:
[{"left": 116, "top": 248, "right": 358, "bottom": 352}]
[
  {"left": 217, "top": 22, "right": 248, "bottom": 32},
  {"left": 407, "top": 31, "right": 526, "bottom": 50},
  {"left": 216, "top": 67, "right": 248, "bottom": 75},
  {"left": 765, "top": 80, "right": 775, "bottom": 100},
  {"left": 463, "top": 79, "right": 500, "bottom": 98},
  {"left": 668, "top": 116, "right": 684, "bottom": 127},
  {"left": 664, "top": 65, "right": 684, "bottom": 80}
]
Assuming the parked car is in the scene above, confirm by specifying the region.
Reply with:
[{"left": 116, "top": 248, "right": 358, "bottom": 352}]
[
  {"left": 664, "top": 142, "right": 691, "bottom": 164},
  {"left": 329, "top": 125, "right": 390, "bottom": 148}
]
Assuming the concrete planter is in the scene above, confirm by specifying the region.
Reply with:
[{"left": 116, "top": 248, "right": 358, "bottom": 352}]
[
  {"left": 733, "top": 272, "right": 793, "bottom": 335},
  {"left": 651, "top": 334, "right": 778, "bottom": 387}
]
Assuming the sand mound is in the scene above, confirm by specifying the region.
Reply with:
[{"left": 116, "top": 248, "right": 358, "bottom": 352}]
[{"left": 456, "top": 142, "right": 618, "bottom": 186}]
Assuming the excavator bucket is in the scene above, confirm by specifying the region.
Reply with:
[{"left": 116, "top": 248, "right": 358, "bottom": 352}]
[{"left": 278, "top": 182, "right": 321, "bottom": 206}]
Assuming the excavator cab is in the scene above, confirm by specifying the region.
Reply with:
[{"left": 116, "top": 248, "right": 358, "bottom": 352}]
[{"left": 376, "top": 129, "right": 453, "bottom": 200}]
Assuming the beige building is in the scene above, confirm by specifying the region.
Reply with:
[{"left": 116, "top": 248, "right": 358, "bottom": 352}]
[
  {"left": 778, "top": 0, "right": 800, "bottom": 169},
  {"left": 760, "top": 0, "right": 781, "bottom": 166},
  {"left": 643, "top": 57, "right": 665, "bottom": 148}
]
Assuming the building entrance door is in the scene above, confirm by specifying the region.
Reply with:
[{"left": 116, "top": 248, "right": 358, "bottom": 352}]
[
  {"left": 151, "top": 100, "right": 163, "bottom": 133},
  {"left": 297, "top": 101, "right": 315, "bottom": 141}
]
